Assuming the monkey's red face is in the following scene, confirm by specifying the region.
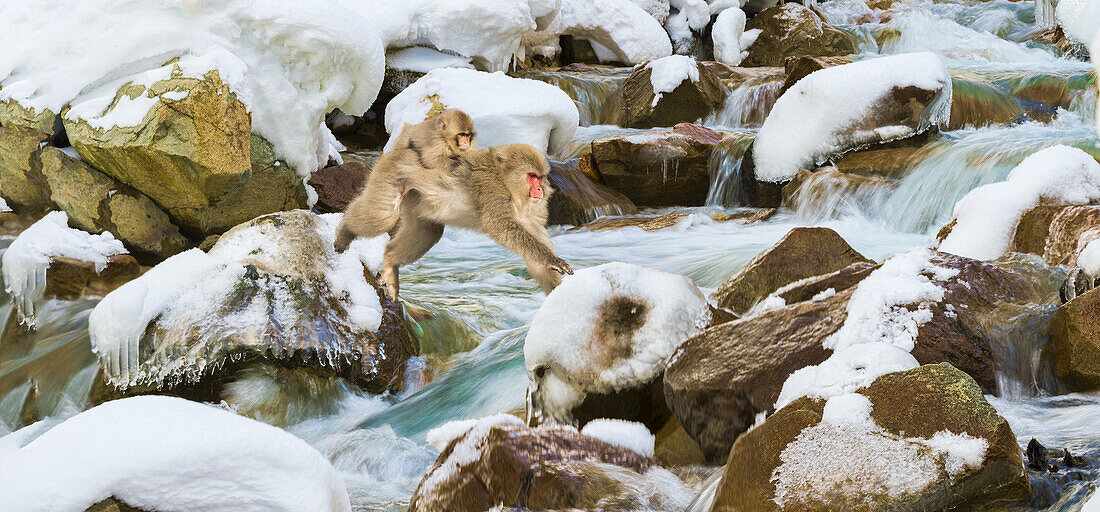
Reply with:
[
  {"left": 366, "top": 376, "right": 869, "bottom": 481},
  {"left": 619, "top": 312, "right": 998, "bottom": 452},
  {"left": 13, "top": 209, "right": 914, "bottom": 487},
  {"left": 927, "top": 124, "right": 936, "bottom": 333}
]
[
  {"left": 527, "top": 172, "right": 545, "bottom": 203},
  {"left": 456, "top": 132, "right": 473, "bottom": 150}
]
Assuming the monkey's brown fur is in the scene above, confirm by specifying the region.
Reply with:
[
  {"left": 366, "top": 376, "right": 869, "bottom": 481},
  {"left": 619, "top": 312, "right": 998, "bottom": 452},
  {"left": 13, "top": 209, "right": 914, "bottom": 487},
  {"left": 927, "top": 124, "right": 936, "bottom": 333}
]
[{"left": 335, "top": 109, "right": 476, "bottom": 252}]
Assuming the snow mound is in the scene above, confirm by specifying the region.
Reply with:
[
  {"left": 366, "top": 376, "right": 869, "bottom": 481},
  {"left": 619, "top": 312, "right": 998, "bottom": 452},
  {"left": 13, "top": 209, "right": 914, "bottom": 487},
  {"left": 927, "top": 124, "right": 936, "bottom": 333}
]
[
  {"left": 1, "top": 212, "right": 127, "bottom": 327},
  {"left": 525, "top": 263, "right": 710, "bottom": 422},
  {"left": 645, "top": 55, "right": 700, "bottom": 107},
  {"left": 425, "top": 414, "right": 525, "bottom": 452},
  {"left": 938, "top": 145, "right": 1100, "bottom": 261},
  {"left": 556, "top": 0, "right": 673, "bottom": 65},
  {"left": 385, "top": 68, "right": 579, "bottom": 154},
  {"left": 753, "top": 52, "right": 952, "bottom": 183},
  {"left": 712, "top": 7, "right": 760, "bottom": 67},
  {"left": 88, "top": 211, "right": 387, "bottom": 389},
  {"left": 0, "top": 0, "right": 384, "bottom": 179},
  {"left": 0, "top": 396, "right": 350, "bottom": 512},
  {"left": 1055, "top": 0, "right": 1100, "bottom": 45},
  {"left": 772, "top": 392, "right": 987, "bottom": 508},
  {"left": 777, "top": 248, "right": 958, "bottom": 407},
  {"left": 581, "top": 419, "right": 655, "bottom": 457}
]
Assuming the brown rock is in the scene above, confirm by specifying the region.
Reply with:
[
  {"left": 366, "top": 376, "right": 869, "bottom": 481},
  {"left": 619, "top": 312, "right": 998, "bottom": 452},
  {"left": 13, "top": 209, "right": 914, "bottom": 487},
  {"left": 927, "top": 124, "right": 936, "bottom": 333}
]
[
  {"left": 654, "top": 416, "right": 706, "bottom": 467},
  {"left": 779, "top": 55, "right": 852, "bottom": 95},
  {"left": 774, "top": 260, "right": 881, "bottom": 305},
  {"left": 619, "top": 61, "right": 726, "bottom": 129},
  {"left": 712, "top": 227, "right": 871, "bottom": 314},
  {"left": 43, "top": 254, "right": 143, "bottom": 301},
  {"left": 744, "top": 4, "right": 860, "bottom": 67},
  {"left": 85, "top": 498, "right": 152, "bottom": 512},
  {"left": 308, "top": 160, "right": 371, "bottom": 214},
  {"left": 949, "top": 73, "right": 1023, "bottom": 130},
  {"left": 712, "top": 363, "right": 1029, "bottom": 512},
  {"left": 831, "top": 146, "right": 922, "bottom": 178},
  {"left": 1052, "top": 288, "right": 1100, "bottom": 391},
  {"left": 575, "top": 212, "right": 692, "bottom": 232},
  {"left": 0, "top": 123, "right": 51, "bottom": 213},
  {"left": 547, "top": 157, "right": 637, "bottom": 226},
  {"left": 592, "top": 124, "right": 726, "bottom": 206},
  {"left": 1011, "top": 204, "right": 1100, "bottom": 266}
]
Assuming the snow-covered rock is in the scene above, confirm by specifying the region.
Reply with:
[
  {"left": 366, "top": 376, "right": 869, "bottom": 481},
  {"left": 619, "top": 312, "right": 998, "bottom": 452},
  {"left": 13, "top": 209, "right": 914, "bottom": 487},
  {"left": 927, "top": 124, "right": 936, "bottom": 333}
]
[
  {"left": 1, "top": 212, "right": 127, "bottom": 327},
  {"left": 580, "top": 418, "right": 655, "bottom": 457},
  {"left": 0, "top": 395, "right": 351, "bottom": 512},
  {"left": 524, "top": 263, "right": 710, "bottom": 429},
  {"left": 620, "top": 59, "right": 726, "bottom": 128},
  {"left": 0, "top": 0, "right": 384, "bottom": 181},
  {"left": 712, "top": 7, "right": 761, "bottom": 67},
  {"left": 87, "top": 210, "right": 415, "bottom": 394},
  {"left": 753, "top": 52, "right": 952, "bottom": 184},
  {"left": 666, "top": 0, "right": 712, "bottom": 53},
  {"left": 556, "top": 0, "right": 674, "bottom": 65},
  {"left": 938, "top": 145, "right": 1100, "bottom": 261},
  {"left": 1055, "top": 0, "right": 1100, "bottom": 45},
  {"left": 645, "top": 55, "right": 701, "bottom": 107},
  {"left": 385, "top": 68, "right": 579, "bottom": 154}
]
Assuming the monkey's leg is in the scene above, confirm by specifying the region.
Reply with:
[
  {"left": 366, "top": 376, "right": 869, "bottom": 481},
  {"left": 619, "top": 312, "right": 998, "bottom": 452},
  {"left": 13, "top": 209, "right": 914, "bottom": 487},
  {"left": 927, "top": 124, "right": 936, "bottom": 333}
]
[
  {"left": 335, "top": 177, "right": 405, "bottom": 252},
  {"left": 380, "top": 215, "right": 444, "bottom": 299}
]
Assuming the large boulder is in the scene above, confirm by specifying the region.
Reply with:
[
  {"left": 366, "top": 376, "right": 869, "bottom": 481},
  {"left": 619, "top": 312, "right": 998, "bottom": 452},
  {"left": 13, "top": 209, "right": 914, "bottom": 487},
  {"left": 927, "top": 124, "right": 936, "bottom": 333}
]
[
  {"left": 743, "top": 4, "right": 859, "bottom": 67},
  {"left": 592, "top": 123, "right": 725, "bottom": 207},
  {"left": 409, "top": 416, "right": 691, "bottom": 512},
  {"left": 1011, "top": 204, "right": 1100, "bottom": 267},
  {"left": 666, "top": 251, "right": 1057, "bottom": 462},
  {"left": 711, "top": 363, "right": 1029, "bottom": 511},
  {"left": 712, "top": 227, "right": 871, "bottom": 314},
  {"left": 87, "top": 210, "right": 416, "bottom": 399},
  {"left": 1051, "top": 288, "right": 1100, "bottom": 391},
  {"left": 619, "top": 57, "right": 726, "bottom": 129},
  {"left": 63, "top": 68, "right": 308, "bottom": 238},
  {"left": 0, "top": 122, "right": 51, "bottom": 213},
  {"left": 547, "top": 156, "right": 638, "bottom": 226},
  {"left": 39, "top": 147, "right": 189, "bottom": 262}
]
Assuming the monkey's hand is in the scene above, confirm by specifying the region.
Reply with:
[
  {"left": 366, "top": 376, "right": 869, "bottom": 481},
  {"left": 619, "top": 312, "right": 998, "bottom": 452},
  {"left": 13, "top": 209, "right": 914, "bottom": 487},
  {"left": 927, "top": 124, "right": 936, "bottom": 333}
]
[{"left": 547, "top": 256, "right": 573, "bottom": 276}]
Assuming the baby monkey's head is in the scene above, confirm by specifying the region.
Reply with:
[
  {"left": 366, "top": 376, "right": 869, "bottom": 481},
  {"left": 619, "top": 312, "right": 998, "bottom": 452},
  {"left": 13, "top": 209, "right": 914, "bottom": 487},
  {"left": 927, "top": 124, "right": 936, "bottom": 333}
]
[{"left": 435, "top": 108, "right": 476, "bottom": 152}]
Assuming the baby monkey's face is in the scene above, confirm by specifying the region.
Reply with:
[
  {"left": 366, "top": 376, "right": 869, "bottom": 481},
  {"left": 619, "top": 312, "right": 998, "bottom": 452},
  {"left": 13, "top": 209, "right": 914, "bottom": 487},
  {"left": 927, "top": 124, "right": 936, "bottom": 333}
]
[{"left": 456, "top": 131, "right": 474, "bottom": 150}]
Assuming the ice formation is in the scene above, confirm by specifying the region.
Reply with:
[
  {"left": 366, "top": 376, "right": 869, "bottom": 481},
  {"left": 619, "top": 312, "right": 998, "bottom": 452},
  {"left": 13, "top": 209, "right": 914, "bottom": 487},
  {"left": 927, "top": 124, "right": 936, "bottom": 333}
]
[
  {"left": 580, "top": 419, "right": 655, "bottom": 457},
  {"left": 386, "top": 47, "right": 474, "bottom": 73},
  {"left": 1, "top": 212, "right": 127, "bottom": 327},
  {"left": 525, "top": 263, "right": 710, "bottom": 422},
  {"left": 753, "top": 52, "right": 952, "bottom": 183},
  {"left": 666, "top": 0, "right": 712, "bottom": 53},
  {"left": 88, "top": 211, "right": 387, "bottom": 389},
  {"left": 712, "top": 7, "right": 760, "bottom": 67},
  {"left": 0, "top": 0, "right": 384, "bottom": 179},
  {"left": 645, "top": 55, "right": 700, "bottom": 107},
  {"left": 771, "top": 392, "right": 988, "bottom": 508},
  {"left": 0, "top": 396, "right": 350, "bottom": 512},
  {"left": 1055, "top": 0, "right": 1100, "bottom": 45},
  {"left": 556, "top": 0, "right": 674, "bottom": 64},
  {"left": 938, "top": 145, "right": 1100, "bottom": 261},
  {"left": 384, "top": 68, "right": 579, "bottom": 154},
  {"left": 776, "top": 249, "right": 958, "bottom": 408}
]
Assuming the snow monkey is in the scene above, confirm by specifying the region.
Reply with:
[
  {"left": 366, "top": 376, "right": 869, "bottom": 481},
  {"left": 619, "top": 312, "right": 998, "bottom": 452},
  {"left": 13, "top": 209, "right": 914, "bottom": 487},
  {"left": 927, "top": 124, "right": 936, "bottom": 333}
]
[{"left": 334, "top": 108, "right": 477, "bottom": 252}]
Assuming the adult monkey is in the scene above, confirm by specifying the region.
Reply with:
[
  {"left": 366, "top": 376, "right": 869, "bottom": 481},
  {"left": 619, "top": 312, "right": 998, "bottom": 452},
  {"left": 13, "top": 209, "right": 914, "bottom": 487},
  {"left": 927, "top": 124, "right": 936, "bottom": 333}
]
[{"left": 334, "top": 108, "right": 476, "bottom": 252}]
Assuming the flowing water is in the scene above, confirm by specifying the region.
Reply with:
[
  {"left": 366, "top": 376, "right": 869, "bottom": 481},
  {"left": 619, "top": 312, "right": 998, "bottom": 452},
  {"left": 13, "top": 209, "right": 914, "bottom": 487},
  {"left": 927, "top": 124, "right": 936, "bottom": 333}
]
[{"left": 3, "top": 0, "right": 1100, "bottom": 510}]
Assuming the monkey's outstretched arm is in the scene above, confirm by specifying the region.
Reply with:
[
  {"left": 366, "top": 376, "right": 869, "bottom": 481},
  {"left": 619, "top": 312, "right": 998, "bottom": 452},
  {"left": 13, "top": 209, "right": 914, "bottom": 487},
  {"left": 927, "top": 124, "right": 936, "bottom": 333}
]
[{"left": 480, "top": 215, "right": 573, "bottom": 276}]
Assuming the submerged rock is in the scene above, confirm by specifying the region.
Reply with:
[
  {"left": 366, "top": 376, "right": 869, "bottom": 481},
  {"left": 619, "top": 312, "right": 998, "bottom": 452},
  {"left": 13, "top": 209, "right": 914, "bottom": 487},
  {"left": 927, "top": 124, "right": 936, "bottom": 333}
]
[
  {"left": 524, "top": 263, "right": 710, "bottom": 432},
  {"left": 712, "top": 227, "right": 871, "bottom": 314},
  {"left": 1051, "top": 288, "right": 1100, "bottom": 391},
  {"left": 592, "top": 123, "right": 725, "bottom": 207},
  {"left": 409, "top": 416, "right": 691, "bottom": 512},
  {"left": 87, "top": 210, "right": 415, "bottom": 399},
  {"left": 711, "top": 363, "right": 1029, "bottom": 511},
  {"left": 547, "top": 157, "right": 638, "bottom": 226},
  {"left": 743, "top": 4, "right": 859, "bottom": 67},
  {"left": 619, "top": 58, "right": 726, "bottom": 129}
]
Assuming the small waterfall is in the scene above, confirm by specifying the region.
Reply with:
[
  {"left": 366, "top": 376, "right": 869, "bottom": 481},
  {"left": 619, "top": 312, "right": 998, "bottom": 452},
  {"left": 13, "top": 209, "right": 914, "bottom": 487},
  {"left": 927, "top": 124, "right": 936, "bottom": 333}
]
[
  {"left": 517, "top": 68, "right": 629, "bottom": 126},
  {"left": 786, "top": 167, "right": 897, "bottom": 221},
  {"left": 1034, "top": 0, "right": 1056, "bottom": 30},
  {"left": 702, "top": 76, "right": 783, "bottom": 129},
  {"left": 684, "top": 466, "right": 725, "bottom": 512},
  {"left": 705, "top": 133, "right": 755, "bottom": 207}
]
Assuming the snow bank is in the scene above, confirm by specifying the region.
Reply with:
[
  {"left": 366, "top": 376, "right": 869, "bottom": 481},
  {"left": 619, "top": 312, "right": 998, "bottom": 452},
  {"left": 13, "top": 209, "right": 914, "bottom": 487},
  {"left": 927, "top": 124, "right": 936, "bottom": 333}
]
[
  {"left": 581, "top": 419, "right": 655, "bottom": 457},
  {"left": 1056, "top": 0, "right": 1100, "bottom": 45},
  {"left": 645, "top": 55, "right": 700, "bottom": 107},
  {"left": 712, "top": 7, "right": 760, "bottom": 67},
  {"left": 771, "top": 392, "right": 987, "bottom": 508},
  {"left": 88, "top": 212, "right": 387, "bottom": 388},
  {"left": 1, "top": 212, "right": 126, "bottom": 327},
  {"left": 753, "top": 52, "right": 952, "bottom": 183},
  {"left": 0, "top": 0, "right": 384, "bottom": 179},
  {"left": 777, "top": 249, "right": 957, "bottom": 407},
  {"left": 384, "top": 68, "right": 579, "bottom": 154},
  {"left": 556, "top": 0, "right": 674, "bottom": 65},
  {"left": 525, "top": 263, "right": 710, "bottom": 420},
  {"left": 0, "top": 396, "right": 350, "bottom": 512},
  {"left": 386, "top": 47, "right": 473, "bottom": 73},
  {"left": 938, "top": 145, "right": 1100, "bottom": 261},
  {"left": 1084, "top": 488, "right": 1100, "bottom": 512}
]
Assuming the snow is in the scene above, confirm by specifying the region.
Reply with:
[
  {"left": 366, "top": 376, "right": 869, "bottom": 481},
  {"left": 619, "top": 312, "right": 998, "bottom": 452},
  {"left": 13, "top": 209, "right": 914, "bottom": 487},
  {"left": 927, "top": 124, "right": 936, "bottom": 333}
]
[
  {"left": 425, "top": 414, "right": 524, "bottom": 452},
  {"left": 1056, "top": 0, "right": 1100, "bottom": 45},
  {"left": 386, "top": 47, "right": 474, "bottom": 73},
  {"left": 712, "top": 7, "right": 760, "bottom": 67},
  {"left": 0, "top": 396, "right": 350, "bottom": 512},
  {"left": 0, "top": 0, "right": 384, "bottom": 179},
  {"left": 1084, "top": 488, "right": 1100, "bottom": 512},
  {"left": 1079, "top": 239, "right": 1100, "bottom": 276},
  {"left": 666, "top": 0, "right": 711, "bottom": 53},
  {"left": 776, "top": 249, "right": 958, "bottom": 407},
  {"left": 811, "top": 288, "right": 837, "bottom": 301},
  {"left": 1, "top": 212, "right": 127, "bottom": 327},
  {"left": 629, "top": 0, "right": 672, "bottom": 23},
  {"left": 556, "top": 0, "right": 674, "bottom": 64},
  {"left": 88, "top": 212, "right": 387, "bottom": 389},
  {"left": 772, "top": 392, "right": 988, "bottom": 508},
  {"left": 581, "top": 419, "right": 655, "bottom": 457},
  {"left": 645, "top": 55, "right": 700, "bottom": 107},
  {"left": 753, "top": 52, "right": 952, "bottom": 183},
  {"left": 938, "top": 145, "right": 1100, "bottom": 261},
  {"left": 0, "top": 197, "right": 10, "bottom": 213},
  {"left": 384, "top": 68, "right": 579, "bottom": 154},
  {"left": 524, "top": 262, "right": 710, "bottom": 419}
]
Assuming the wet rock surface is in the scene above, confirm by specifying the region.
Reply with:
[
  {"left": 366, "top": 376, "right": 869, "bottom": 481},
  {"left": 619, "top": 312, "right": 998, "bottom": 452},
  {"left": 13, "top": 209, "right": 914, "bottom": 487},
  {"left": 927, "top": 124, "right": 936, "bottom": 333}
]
[
  {"left": 743, "top": 4, "right": 859, "bottom": 67},
  {"left": 1052, "top": 287, "right": 1100, "bottom": 391},
  {"left": 547, "top": 156, "right": 637, "bottom": 226},
  {"left": 592, "top": 124, "right": 726, "bottom": 207}
]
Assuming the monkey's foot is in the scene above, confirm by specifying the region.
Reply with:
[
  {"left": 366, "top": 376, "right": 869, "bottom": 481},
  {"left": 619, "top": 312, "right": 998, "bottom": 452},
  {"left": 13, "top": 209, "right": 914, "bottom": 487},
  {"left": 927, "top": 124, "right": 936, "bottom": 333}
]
[
  {"left": 379, "top": 267, "right": 400, "bottom": 300},
  {"left": 548, "top": 257, "right": 574, "bottom": 276}
]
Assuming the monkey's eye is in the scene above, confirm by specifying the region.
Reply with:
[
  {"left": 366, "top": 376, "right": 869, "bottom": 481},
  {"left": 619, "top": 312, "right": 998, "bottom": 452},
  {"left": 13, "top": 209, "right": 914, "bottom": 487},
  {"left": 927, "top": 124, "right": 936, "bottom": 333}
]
[{"left": 527, "top": 172, "right": 540, "bottom": 180}]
